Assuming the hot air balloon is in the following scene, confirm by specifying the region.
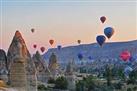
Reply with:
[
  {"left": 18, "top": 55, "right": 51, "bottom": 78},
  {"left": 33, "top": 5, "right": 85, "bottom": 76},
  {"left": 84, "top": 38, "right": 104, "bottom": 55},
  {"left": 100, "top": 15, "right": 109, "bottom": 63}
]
[
  {"left": 33, "top": 44, "right": 37, "bottom": 49},
  {"left": 88, "top": 56, "right": 92, "bottom": 60},
  {"left": 100, "top": 16, "right": 106, "bottom": 23},
  {"left": 129, "top": 56, "right": 136, "bottom": 62},
  {"left": 31, "top": 28, "right": 35, "bottom": 33},
  {"left": 104, "top": 27, "right": 114, "bottom": 39},
  {"left": 40, "top": 47, "right": 45, "bottom": 53},
  {"left": 49, "top": 40, "right": 54, "bottom": 45},
  {"left": 96, "top": 35, "right": 106, "bottom": 46},
  {"left": 77, "top": 40, "right": 81, "bottom": 44},
  {"left": 120, "top": 51, "right": 131, "bottom": 62},
  {"left": 78, "top": 53, "right": 83, "bottom": 60},
  {"left": 57, "top": 45, "right": 62, "bottom": 50}
]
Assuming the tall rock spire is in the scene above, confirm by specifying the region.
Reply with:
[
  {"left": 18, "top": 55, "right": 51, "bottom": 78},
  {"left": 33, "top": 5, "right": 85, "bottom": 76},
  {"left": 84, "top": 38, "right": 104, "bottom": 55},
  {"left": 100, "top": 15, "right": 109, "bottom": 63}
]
[
  {"left": 7, "top": 31, "right": 29, "bottom": 63},
  {"left": 48, "top": 53, "right": 59, "bottom": 78},
  {"left": 7, "top": 31, "right": 37, "bottom": 91},
  {"left": 32, "top": 51, "right": 51, "bottom": 82},
  {"left": 0, "top": 49, "right": 8, "bottom": 82}
]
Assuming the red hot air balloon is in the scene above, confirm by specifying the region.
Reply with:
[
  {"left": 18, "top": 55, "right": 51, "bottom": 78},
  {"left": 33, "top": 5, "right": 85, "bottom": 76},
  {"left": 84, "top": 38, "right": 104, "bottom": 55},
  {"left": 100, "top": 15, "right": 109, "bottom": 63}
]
[
  {"left": 31, "top": 28, "right": 35, "bottom": 33},
  {"left": 33, "top": 44, "right": 37, "bottom": 49},
  {"left": 40, "top": 47, "right": 45, "bottom": 53},
  {"left": 120, "top": 51, "right": 131, "bottom": 62},
  {"left": 100, "top": 16, "right": 106, "bottom": 23},
  {"left": 49, "top": 40, "right": 54, "bottom": 45}
]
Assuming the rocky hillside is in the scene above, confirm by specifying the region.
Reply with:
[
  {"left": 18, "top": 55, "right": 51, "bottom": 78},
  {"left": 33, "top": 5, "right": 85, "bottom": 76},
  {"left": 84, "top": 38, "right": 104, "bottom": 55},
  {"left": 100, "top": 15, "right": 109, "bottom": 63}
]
[{"left": 43, "top": 40, "right": 137, "bottom": 64}]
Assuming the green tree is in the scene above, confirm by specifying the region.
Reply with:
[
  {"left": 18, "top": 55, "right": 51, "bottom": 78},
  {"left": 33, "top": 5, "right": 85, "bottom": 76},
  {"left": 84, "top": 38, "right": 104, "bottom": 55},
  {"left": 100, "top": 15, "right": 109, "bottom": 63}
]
[
  {"left": 47, "top": 78, "right": 55, "bottom": 84},
  {"left": 38, "top": 84, "right": 48, "bottom": 91},
  {"left": 76, "top": 76, "right": 96, "bottom": 91},
  {"left": 84, "top": 76, "right": 96, "bottom": 91},
  {"left": 117, "top": 68, "right": 125, "bottom": 80},
  {"left": 54, "top": 76, "right": 68, "bottom": 90},
  {"left": 105, "top": 65, "right": 112, "bottom": 86},
  {"left": 128, "top": 70, "right": 137, "bottom": 84},
  {"left": 76, "top": 80, "right": 84, "bottom": 91}
]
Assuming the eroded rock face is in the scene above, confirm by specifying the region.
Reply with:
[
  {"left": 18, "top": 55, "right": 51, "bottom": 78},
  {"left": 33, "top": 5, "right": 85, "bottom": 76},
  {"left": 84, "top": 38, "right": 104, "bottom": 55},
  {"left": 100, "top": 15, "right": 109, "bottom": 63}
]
[
  {"left": 48, "top": 53, "right": 59, "bottom": 78},
  {"left": 32, "top": 51, "right": 51, "bottom": 82},
  {"left": 66, "top": 60, "right": 75, "bottom": 75},
  {"left": 0, "top": 49, "right": 8, "bottom": 82},
  {"left": 7, "top": 31, "right": 37, "bottom": 91}
]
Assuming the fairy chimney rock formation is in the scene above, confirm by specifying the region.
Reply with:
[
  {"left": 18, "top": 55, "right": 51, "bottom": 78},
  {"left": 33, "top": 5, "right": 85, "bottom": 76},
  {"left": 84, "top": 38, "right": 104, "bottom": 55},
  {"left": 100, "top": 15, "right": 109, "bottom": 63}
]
[
  {"left": 7, "top": 31, "right": 37, "bottom": 91},
  {"left": 0, "top": 49, "right": 8, "bottom": 82},
  {"left": 48, "top": 53, "right": 59, "bottom": 78}
]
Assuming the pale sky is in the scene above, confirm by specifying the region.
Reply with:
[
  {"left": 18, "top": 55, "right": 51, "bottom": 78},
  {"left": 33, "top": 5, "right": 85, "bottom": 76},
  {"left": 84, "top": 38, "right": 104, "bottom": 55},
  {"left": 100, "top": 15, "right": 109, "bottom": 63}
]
[{"left": 0, "top": 0, "right": 137, "bottom": 53}]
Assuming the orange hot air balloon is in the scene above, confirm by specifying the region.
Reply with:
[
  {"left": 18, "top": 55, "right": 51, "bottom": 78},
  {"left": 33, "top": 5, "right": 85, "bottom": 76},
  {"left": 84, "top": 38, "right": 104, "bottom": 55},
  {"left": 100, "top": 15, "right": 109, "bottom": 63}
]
[
  {"left": 49, "top": 40, "right": 54, "bottom": 45},
  {"left": 77, "top": 40, "right": 81, "bottom": 44},
  {"left": 40, "top": 47, "right": 45, "bottom": 53},
  {"left": 100, "top": 16, "right": 106, "bottom": 23},
  {"left": 33, "top": 44, "right": 37, "bottom": 49},
  {"left": 31, "top": 28, "right": 35, "bottom": 33}
]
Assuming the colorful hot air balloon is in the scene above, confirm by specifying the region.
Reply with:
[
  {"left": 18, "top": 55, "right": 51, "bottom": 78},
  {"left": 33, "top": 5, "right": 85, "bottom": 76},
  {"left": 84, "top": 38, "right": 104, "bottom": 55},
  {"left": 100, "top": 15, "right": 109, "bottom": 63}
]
[
  {"left": 78, "top": 53, "right": 83, "bottom": 60},
  {"left": 88, "top": 56, "right": 92, "bottom": 60},
  {"left": 31, "top": 28, "right": 35, "bottom": 33},
  {"left": 49, "top": 40, "right": 54, "bottom": 45},
  {"left": 120, "top": 51, "right": 131, "bottom": 62},
  {"left": 57, "top": 45, "right": 62, "bottom": 50},
  {"left": 33, "top": 44, "right": 37, "bottom": 49},
  {"left": 129, "top": 56, "right": 136, "bottom": 62},
  {"left": 40, "top": 47, "right": 45, "bottom": 53},
  {"left": 100, "top": 16, "right": 106, "bottom": 23},
  {"left": 96, "top": 35, "right": 106, "bottom": 46},
  {"left": 77, "top": 40, "right": 81, "bottom": 44},
  {"left": 104, "top": 27, "right": 114, "bottom": 39}
]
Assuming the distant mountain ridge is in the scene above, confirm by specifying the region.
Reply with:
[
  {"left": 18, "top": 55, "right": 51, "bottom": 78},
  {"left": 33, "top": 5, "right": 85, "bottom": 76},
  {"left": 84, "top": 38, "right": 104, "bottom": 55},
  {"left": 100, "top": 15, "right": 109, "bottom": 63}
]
[{"left": 43, "top": 40, "right": 137, "bottom": 64}]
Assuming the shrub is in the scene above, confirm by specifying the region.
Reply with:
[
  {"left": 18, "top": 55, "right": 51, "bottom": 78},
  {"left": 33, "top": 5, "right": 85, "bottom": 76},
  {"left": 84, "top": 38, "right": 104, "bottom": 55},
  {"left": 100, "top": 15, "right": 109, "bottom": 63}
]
[
  {"left": 38, "top": 84, "right": 47, "bottom": 90},
  {"left": 127, "top": 88, "right": 132, "bottom": 91},
  {"left": 48, "top": 78, "right": 55, "bottom": 84},
  {"left": 54, "top": 76, "right": 68, "bottom": 90}
]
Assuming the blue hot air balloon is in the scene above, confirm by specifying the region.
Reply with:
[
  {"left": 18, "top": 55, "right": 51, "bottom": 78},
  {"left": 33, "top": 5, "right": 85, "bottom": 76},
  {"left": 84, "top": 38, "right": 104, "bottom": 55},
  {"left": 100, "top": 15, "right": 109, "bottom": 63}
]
[
  {"left": 57, "top": 45, "right": 62, "bottom": 50},
  {"left": 96, "top": 35, "right": 106, "bottom": 46},
  {"left": 78, "top": 53, "right": 83, "bottom": 60},
  {"left": 104, "top": 27, "right": 114, "bottom": 39},
  {"left": 129, "top": 56, "right": 135, "bottom": 62},
  {"left": 88, "top": 56, "right": 92, "bottom": 60}
]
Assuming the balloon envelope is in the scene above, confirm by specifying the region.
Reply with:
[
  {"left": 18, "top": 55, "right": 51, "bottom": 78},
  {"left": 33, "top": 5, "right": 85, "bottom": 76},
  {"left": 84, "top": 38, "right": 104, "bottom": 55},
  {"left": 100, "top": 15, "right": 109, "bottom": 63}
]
[
  {"left": 77, "top": 40, "right": 81, "bottom": 44},
  {"left": 104, "top": 27, "right": 114, "bottom": 39},
  {"left": 88, "top": 56, "right": 92, "bottom": 60},
  {"left": 57, "top": 45, "right": 62, "bottom": 50},
  {"left": 49, "top": 40, "right": 54, "bottom": 45},
  {"left": 33, "top": 44, "right": 37, "bottom": 49},
  {"left": 78, "top": 53, "right": 83, "bottom": 60},
  {"left": 96, "top": 35, "right": 106, "bottom": 46},
  {"left": 100, "top": 16, "right": 106, "bottom": 23},
  {"left": 40, "top": 47, "right": 45, "bottom": 53},
  {"left": 129, "top": 56, "right": 135, "bottom": 62},
  {"left": 120, "top": 51, "right": 131, "bottom": 62},
  {"left": 31, "top": 28, "right": 35, "bottom": 33}
]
